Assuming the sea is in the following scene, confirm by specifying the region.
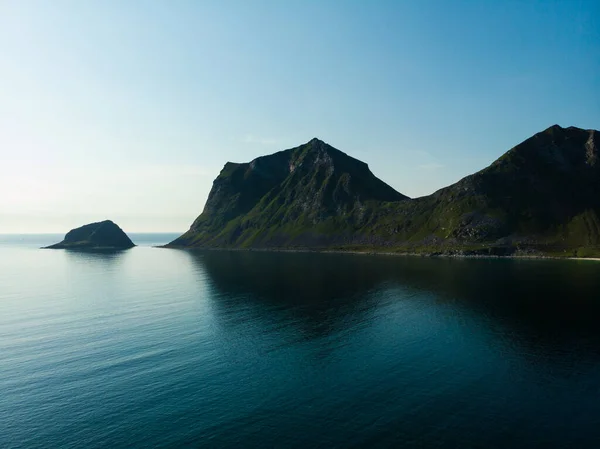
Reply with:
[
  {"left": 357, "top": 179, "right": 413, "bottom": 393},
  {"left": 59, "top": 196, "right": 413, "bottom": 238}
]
[{"left": 2, "top": 233, "right": 600, "bottom": 448}]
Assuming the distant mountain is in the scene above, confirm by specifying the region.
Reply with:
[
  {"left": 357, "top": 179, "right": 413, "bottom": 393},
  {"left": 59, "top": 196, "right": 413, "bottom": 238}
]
[
  {"left": 168, "top": 126, "right": 600, "bottom": 257},
  {"left": 45, "top": 220, "right": 135, "bottom": 250}
]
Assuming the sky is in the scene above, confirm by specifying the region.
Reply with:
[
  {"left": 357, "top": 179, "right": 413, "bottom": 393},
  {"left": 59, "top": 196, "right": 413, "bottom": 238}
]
[{"left": 1, "top": 0, "right": 599, "bottom": 233}]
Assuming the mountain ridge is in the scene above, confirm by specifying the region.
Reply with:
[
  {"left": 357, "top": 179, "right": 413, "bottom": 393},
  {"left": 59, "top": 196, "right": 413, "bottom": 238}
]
[{"left": 168, "top": 125, "right": 600, "bottom": 257}]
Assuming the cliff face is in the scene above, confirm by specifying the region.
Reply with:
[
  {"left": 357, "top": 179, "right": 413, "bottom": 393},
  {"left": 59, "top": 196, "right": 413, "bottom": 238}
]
[
  {"left": 170, "top": 138, "right": 407, "bottom": 247},
  {"left": 45, "top": 220, "right": 135, "bottom": 250},
  {"left": 170, "top": 126, "right": 600, "bottom": 256},
  {"left": 365, "top": 125, "right": 600, "bottom": 250}
]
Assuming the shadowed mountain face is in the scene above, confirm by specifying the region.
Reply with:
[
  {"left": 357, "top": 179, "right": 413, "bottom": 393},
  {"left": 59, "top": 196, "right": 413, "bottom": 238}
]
[
  {"left": 369, "top": 125, "right": 600, "bottom": 253},
  {"left": 170, "top": 138, "right": 407, "bottom": 247},
  {"left": 170, "top": 126, "right": 600, "bottom": 256},
  {"left": 45, "top": 220, "right": 135, "bottom": 250}
]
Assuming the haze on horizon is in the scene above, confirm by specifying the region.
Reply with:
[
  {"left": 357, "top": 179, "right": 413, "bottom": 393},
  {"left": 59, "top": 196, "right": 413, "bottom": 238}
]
[{"left": 1, "top": 0, "right": 598, "bottom": 234}]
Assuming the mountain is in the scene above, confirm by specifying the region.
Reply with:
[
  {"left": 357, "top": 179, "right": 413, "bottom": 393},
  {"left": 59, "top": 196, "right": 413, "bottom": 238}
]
[
  {"left": 169, "top": 138, "right": 406, "bottom": 247},
  {"left": 169, "top": 126, "right": 600, "bottom": 257},
  {"left": 45, "top": 220, "right": 135, "bottom": 250}
]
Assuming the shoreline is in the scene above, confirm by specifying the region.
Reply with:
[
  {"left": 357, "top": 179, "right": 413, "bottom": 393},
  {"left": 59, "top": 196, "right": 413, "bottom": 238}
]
[{"left": 158, "top": 245, "right": 600, "bottom": 262}]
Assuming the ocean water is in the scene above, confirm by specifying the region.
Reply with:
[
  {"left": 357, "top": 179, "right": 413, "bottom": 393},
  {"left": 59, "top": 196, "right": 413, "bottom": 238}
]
[{"left": 2, "top": 234, "right": 600, "bottom": 448}]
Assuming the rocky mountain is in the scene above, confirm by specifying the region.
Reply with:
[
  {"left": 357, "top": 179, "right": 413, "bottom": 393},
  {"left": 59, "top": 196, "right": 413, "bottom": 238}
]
[
  {"left": 45, "top": 220, "right": 135, "bottom": 250},
  {"left": 168, "top": 125, "right": 600, "bottom": 257},
  {"left": 169, "top": 138, "right": 406, "bottom": 247}
]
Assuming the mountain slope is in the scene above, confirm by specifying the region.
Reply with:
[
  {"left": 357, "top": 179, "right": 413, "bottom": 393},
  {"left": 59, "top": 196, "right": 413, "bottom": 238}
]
[
  {"left": 363, "top": 125, "right": 600, "bottom": 254},
  {"left": 169, "top": 138, "right": 407, "bottom": 247},
  {"left": 169, "top": 126, "right": 600, "bottom": 256}
]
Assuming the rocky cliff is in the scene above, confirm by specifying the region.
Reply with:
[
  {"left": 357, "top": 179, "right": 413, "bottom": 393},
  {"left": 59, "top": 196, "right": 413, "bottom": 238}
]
[
  {"left": 169, "top": 126, "right": 600, "bottom": 257},
  {"left": 169, "top": 138, "right": 406, "bottom": 247}
]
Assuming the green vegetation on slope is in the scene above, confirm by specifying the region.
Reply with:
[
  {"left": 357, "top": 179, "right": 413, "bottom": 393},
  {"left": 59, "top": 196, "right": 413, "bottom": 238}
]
[{"left": 169, "top": 126, "right": 600, "bottom": 257}]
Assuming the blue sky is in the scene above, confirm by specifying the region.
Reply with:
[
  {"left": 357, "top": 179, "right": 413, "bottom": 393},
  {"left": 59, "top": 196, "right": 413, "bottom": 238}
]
[{"left": 1, "top": 0, "right": 599, "bottom": 233}]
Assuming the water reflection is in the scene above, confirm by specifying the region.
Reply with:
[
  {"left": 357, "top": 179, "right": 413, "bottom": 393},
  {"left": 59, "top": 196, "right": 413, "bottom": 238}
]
[
  {"left": 183, "top": 251, "right": 387, "bottom": 347},
  {"left": 184, "top": 250, "right": 600, "bottom": 372},
  {"left": 62, "top": 248, "right": 129, "bottom": 261},
  {"left": 389, "top": 257, "right": 600, "bottom": 376},
  {"left": 60, "top": 248, "right": 130, "bottom": 277}
]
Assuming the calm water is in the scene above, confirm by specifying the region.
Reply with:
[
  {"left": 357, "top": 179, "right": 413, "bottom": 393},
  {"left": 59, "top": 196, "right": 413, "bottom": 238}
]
[{"left": 2, "top": 235, "right": 600, "bottom": 448}]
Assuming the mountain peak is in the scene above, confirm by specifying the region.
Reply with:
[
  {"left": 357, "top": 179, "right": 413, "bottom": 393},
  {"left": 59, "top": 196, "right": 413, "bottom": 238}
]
[
  {"left": 537, "top": 124, "right": 569, "bottom": 139},
  {"left": 303, "top": 137, "right": 333, "bottom": 153},
  {"left": 540, "top": 124, "right": 592, "bottom": 136},
  {"left": 488, "top": 124, "right": 597, "bottom": 172},
  {"left": 169, "top": 138, "right": 407, "bottom": 247}
]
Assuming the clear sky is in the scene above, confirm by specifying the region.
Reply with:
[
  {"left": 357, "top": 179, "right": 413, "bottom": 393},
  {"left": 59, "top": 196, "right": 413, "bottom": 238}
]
[{"left": 1, "top": 0, "right": 599, "bottom": 233}]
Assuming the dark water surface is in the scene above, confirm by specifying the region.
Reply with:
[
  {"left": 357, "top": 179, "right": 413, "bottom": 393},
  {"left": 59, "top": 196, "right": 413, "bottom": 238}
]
[{"left": 2, "top": 234, "right": 600, "bottom": 448}]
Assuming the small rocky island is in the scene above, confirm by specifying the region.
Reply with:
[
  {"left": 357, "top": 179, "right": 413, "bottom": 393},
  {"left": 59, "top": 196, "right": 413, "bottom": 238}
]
[{"left": 45, "top": 220, "right": 135, "bottom": 250}]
